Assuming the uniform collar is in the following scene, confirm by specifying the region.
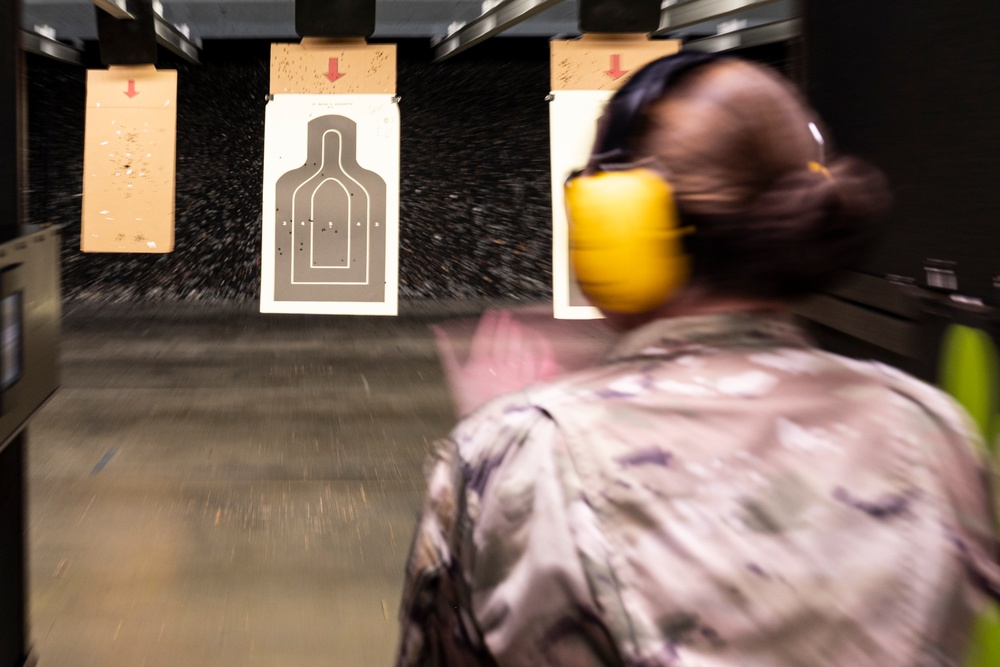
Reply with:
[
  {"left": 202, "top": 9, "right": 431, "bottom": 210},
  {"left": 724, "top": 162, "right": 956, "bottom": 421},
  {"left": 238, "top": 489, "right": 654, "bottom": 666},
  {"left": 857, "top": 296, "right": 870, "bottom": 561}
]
[{"left": 605, "top": 311, "right": 811, "bottom": 363}]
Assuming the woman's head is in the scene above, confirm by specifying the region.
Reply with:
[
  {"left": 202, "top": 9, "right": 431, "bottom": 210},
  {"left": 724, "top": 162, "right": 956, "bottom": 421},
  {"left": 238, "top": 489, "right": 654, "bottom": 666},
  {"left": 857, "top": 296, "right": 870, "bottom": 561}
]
[{"left": 593, "top": 55, "right": 890, "bottom": 305}]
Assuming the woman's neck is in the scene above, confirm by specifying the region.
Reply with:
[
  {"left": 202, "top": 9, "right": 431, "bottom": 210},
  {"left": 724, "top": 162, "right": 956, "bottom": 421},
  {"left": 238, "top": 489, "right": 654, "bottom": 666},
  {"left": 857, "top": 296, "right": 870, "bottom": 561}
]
[{"left": 601, "top": 287, "right": 787, "bottom": 332}]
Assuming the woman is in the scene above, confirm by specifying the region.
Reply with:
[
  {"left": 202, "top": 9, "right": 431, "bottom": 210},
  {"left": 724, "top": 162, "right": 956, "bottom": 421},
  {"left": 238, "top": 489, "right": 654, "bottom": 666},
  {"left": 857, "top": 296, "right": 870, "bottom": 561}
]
[{"left": 396, "top": 53, "right": 998, "bottom": 666}]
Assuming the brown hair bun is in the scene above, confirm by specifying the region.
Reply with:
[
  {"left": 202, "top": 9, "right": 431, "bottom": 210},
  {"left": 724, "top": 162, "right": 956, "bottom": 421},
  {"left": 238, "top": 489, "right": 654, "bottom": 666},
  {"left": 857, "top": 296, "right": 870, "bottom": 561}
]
[{"left": 635, "top": 59, "right": 891, "bottom": 299}]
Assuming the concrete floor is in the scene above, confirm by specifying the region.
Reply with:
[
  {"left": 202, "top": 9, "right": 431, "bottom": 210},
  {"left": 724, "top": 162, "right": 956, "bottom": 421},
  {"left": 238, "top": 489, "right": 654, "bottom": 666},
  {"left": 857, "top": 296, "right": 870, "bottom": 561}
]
[{"left": 25, "top": 303, "right": 470, "bottom": 667}]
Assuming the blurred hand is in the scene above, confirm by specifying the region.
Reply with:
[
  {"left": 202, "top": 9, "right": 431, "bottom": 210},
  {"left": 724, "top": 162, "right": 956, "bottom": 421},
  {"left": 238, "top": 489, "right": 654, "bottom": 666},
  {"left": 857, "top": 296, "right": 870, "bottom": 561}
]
[{"left": 432, "top": 310, "right": 563, "bottom": 417}]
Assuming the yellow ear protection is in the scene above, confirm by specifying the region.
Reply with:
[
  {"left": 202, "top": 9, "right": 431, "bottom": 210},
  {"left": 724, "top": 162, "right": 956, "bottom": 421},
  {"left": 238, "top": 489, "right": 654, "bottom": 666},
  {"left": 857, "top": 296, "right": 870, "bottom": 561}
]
[{"left": 565, "top": 51, "right": 723, "bottom": 314}]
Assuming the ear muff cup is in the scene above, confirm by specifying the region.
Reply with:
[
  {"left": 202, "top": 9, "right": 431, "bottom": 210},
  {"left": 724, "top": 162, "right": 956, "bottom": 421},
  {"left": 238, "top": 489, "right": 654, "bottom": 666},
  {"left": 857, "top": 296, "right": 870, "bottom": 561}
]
[{"left": 566, "top": 168, "right": 690, "bottom": 315}]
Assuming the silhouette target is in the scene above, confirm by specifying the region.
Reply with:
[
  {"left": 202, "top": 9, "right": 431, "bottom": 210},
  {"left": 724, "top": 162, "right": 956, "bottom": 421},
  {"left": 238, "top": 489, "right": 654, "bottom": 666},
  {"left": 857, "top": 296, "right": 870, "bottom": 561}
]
[{"left": 273, "top": 115, "right": 387, "bottom": 302}]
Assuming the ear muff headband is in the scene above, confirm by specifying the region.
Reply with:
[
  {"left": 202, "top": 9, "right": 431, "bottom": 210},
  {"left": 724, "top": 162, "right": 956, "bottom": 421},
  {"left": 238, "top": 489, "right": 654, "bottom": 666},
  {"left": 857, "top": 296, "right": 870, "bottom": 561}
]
[
  {"left": 567, "top": 52, "right": 723, "bottom": 315},
  {"left": 589, "top": 51, "right": 724, "bottom": 170}
]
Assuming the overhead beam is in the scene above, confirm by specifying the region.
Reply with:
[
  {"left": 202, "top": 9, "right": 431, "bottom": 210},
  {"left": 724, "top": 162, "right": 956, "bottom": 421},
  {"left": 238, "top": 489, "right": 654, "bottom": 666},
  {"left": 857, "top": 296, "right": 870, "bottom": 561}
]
[
  {"left": 92, "top": 0, "right": 134, "bottom": 21},
  {"left": 656, "top": 0, "right": 782, "bottom": 34},
  {"left": 154, "top": 14, "right": 201, "bottom": 64},
  {"left": 21, "top": 30, "right": 83, "bottom": 65},
  {"left": 683, "top": 18, "right": 800, "bottom": 52},
  {"left": 434, "top": 0, "right": 566, "bottom": 62}
]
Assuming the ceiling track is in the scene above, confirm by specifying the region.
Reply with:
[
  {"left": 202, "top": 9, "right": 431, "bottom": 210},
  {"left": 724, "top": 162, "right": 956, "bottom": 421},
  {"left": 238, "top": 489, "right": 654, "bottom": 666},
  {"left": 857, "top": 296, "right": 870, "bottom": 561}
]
[
  {"left": 433, "top": 0, "right": 566, "bottom": 62},
  {"left": 90, "top": 0, "right": 202, "bottom": 64},
  {"left": 92, "top": 0, "right": 133, "bottom": 20},
  {"left": 154, "top": 14, "right": 201, "bottom": 64},
  {"left": 21, "top": 29, "right": 83, "bottom": 65},
  {"left": 656, "top": 0, "right": 783, "bottom": 34},
  {"left": 683, "top": 17, "right": 800, "bottom": 52}
]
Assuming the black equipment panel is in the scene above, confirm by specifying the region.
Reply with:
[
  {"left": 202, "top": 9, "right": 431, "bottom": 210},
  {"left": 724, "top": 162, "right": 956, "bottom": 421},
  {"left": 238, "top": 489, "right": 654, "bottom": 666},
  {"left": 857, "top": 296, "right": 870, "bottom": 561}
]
[
  {"left": 96, "top": 0, "right": 158, "bottom": 66},
  {"left": 296, "top": 0, "right": 376, "bottom": 39},
  {"left": 579, "top": 0, "right": 662, "bottom": 34},
  {"left": 0, "top": 228, "right": 60, "bottom": 452}
]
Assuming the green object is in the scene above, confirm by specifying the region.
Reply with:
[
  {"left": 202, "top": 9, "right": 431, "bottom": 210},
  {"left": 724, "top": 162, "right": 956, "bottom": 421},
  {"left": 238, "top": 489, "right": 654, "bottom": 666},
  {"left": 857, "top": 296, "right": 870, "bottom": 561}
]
[
  {"left": 939, "top": 324, "right": 999, "bottom": 454},
  {"left": 966, "top": 605, "right": 1000, "bottom": 667},
  {"left": 936, "top": 324, "right": 1000, "bottom": 666}
]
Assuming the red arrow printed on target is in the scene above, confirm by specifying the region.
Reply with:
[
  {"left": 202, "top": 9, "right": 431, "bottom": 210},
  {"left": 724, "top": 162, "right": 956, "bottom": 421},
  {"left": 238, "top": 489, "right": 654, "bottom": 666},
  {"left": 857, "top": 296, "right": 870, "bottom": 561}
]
[
  {"left": 606, "top": 54, "right": 628, "bottom": 80},
  {"left": 325, "top": 58, "right": 345, "bottom": 82},
  {"left": 124, "top": 80, "right": 139, "bottom": 98}
]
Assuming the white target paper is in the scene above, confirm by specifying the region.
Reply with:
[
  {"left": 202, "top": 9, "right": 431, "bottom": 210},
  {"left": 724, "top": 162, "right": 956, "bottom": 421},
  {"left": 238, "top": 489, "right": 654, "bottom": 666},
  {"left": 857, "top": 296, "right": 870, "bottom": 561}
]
[
  {"left": 261, "top": 94, "right": 400, "bottom": 315},
  {"left": 549, "top": 90, "right": 613, "bottom": 320}
]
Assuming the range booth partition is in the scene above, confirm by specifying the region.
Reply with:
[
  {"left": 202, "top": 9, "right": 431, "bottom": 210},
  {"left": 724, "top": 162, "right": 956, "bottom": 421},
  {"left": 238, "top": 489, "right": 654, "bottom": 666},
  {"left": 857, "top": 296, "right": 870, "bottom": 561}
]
[{"left": 1, "top": 0, "right": 61, "bottom": 664}]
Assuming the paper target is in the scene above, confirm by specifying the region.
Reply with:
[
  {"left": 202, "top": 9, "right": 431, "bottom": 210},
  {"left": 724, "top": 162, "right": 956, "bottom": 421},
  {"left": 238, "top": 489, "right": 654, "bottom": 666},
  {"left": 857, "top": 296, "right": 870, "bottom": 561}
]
[{"left": 262, "top": 95, "right": 399, "bottom": 315}]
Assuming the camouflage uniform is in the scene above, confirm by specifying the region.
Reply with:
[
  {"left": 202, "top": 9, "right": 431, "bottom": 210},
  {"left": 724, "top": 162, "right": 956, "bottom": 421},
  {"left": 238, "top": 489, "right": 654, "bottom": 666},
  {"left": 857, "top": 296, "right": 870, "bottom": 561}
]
[{"left": 397, "top": 312, "right": 998, "bottom": 666}]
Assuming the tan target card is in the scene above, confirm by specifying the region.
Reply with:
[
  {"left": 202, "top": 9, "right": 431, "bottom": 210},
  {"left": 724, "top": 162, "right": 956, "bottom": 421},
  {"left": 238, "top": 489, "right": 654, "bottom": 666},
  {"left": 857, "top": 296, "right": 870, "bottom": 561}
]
[
  {"left": 270, "top": 39, "right": 396, "bottom": 95},
  {"left": 551, "top": 35, "right": 680, "bottom": 91},
  {"left": 81, "top": 65, "right": 177, "bottom": 253}
]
